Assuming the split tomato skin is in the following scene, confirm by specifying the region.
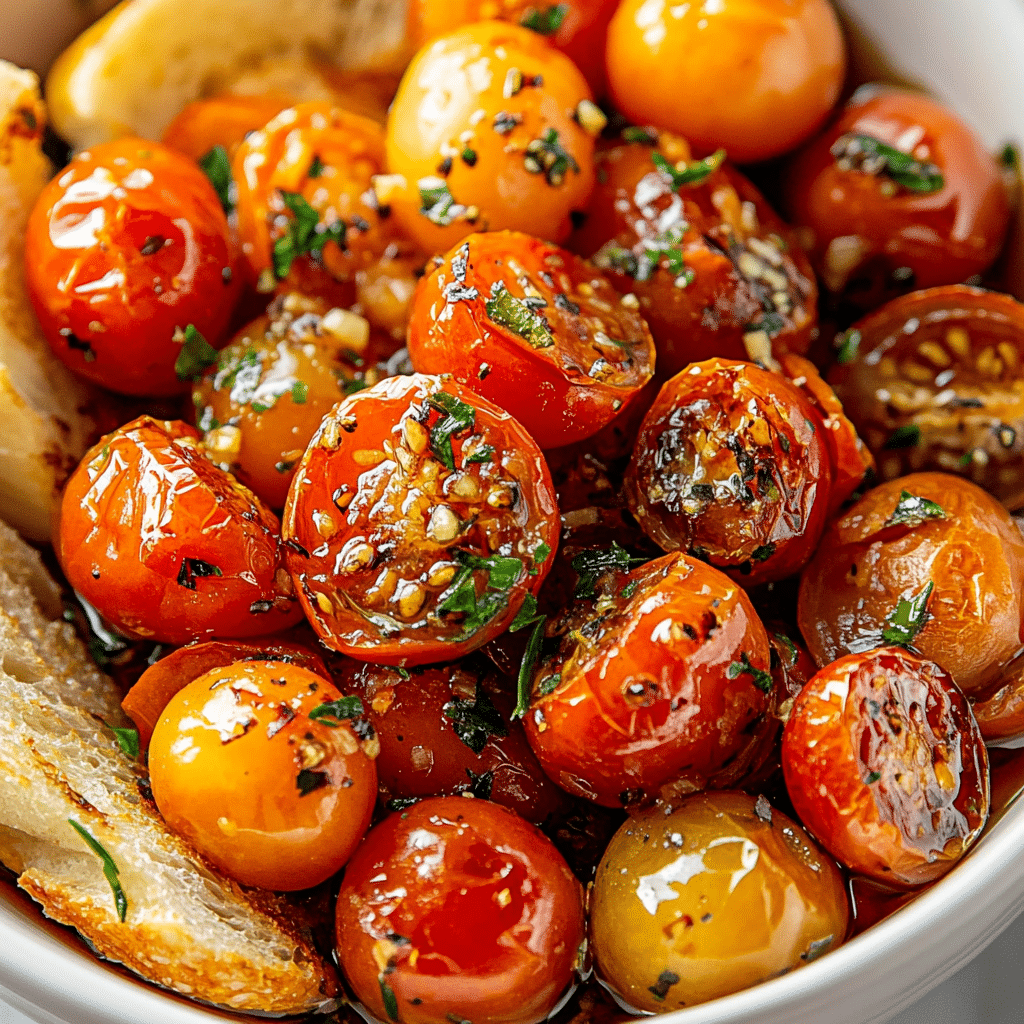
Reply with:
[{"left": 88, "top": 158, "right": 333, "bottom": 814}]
[
  {"left": 335, "top": 796, "right": 586, "bottom": 1024},
  {"left": 407, "top": 231, "right": 656, "bottom": 448},
  {"left": 57, "top": 416, "right": 302, "bottom": 645},
  {"left": 282, "top": 374, "right": 558, "bottom": 666},
  {"left": 24, "top": 137, "right": 238, "bottom": 396},
  {"left": 782, "top": 647, "right": 990, "bottom": 887}
]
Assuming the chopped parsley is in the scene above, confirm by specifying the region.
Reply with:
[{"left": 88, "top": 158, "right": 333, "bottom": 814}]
[
  {"left": 176, "top": 557, "right": 223, "bottom": 590},
  {"left": 509, "top": 592, "right": 544, "bottom": 633},
  {"left": 272, "top": 191, "right": 346, "bottom": 278},
  {"left": 308, "top": 154, "right": 325, "bottom": 178},
  {"left": 520, "top": 3, "right": 567, "bottom": 34},
  {"left": 68, "top": 819, "right": 127, "bottom": 922},
  {"left": 652, "top": 148, "right": 725, "bottom": 189},
  {"left": 485, "top": 282, "right": 554, "bottom": 348},
  {"left": 291, "top": 380, "right": 309, "bottom": 404},
  {"left": 465, "top": 768, "right": 495, "bottom": 800},
  {"left": 835, "top": 327, "right": 862, "bottom": 364},
  {"left": 426, "top": 390, "right": 477, "bottom": 471},
  {"left": 514, "top": 615, "right": 547, "bottom": 718},
  {"left": 884, "top": 423, "right": 921, "bottom": 449},
  {"left": 296, "top": 768, "right": 329, "bottom": 795},
  {"left": 834, "top": 133, "right": 944, "bottom": 194},
  {"left": 571, "top": 542, "right": 646, "bottom": 598},
  {"left": 419, "top": 176, "right": 461, "bottom": 226},
  {"left": 198, "top": 145, "right": 234, "bottom": 213},
  {"left": 727, "top": 652, "right": 773, "bottom": 694},
  {"left": 309, "top": 695, "right": 365, "bottom": 726},
  {"left": 174, "top": 324, "right": 218, "bottom": 381},
  {"left": 523, "top": 128, "right": 579, "bottom": 185},
  {"left": 881, "top": 581, "right": 934, "bottom": 649},
  {"left": 528, "top": 541, "right": 551, "bottom": 576},
  {"left": 466, "top": 444, "right": 494, "bottom": 464},
  {"left": 438, "top": 549, "right": 525, "bottom": 640},
  {"left": 884, "top": 490, "right": 946, "bottom": 529},
  {"left": 443, "top": 682, "right": 509, "bottom": 753},
  {"left": 379, "top": 978, "right": 400, "bottom": 1022},
  {"left": 622, "top": 126, "right": 659, "bottom": 145},
  {"left": 105, "top": 723, "right": 140, "bottom": 759}
]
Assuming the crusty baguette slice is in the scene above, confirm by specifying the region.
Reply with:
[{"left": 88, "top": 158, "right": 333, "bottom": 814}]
[{"left": 0, "top": 519, "right": 340, "bottom": 1015}]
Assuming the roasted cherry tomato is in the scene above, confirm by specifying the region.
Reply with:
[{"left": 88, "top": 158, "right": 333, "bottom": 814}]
[
  {"left": 383, "top": 21, "right": 597, "bottom": 253},
  {"left": 590, "top": 793, "right": 849, "bottom": 1013},
  {"left": 797, "top": 472, "right": 1024, "bottom": 696},
  {"left": 624, "top": 359, "right": 832, "bottom": 587},
  {"left": 785, "top": 86, "right": 1011, "bottom": 296},
  {"left": 24, "top": 137, "right": 238, "bottom": 396},
  {"left": 193, "top": 292, "right": 397, "bottom": 508},
  {"left": 971, "top": 648, "right": 1024, "bottom": 743},
  {"left": 58, "top": 416, "right": 302, "bottom": 645},
  {"left": 570, "top": 131, "right": 817, "bottom": 379},
  {"left": 524, "top": 551, "right": 774, "bottom": 808},
  {"left": 782, "top": 647, "right": 990, "bottom": 887},
  {"left": 162, "top": 93, "right": 292, "bottom": 161},
  {"left": 605, "top": 0, "right": 845, "bottom": 163},
  {"left": 233, "top": 102, "right": 394, "bottom": 290},
  {"left": 407, "top": 231, "right": 655, "bottom": 447},
  {"left": 282, "top": 374, "right": 558, "bottom": 666},
  {"left": 335, "top": 796, "right": 585, "bottom": 1024},
  {"left": 149, "top": 660, "right": 377, "bottom": 890},
  {"left": 122, "top": 635, "right": 330, "bottom": 750},
  {"left": 828, "top": 285, "right": 1024, "bottom": 504}
]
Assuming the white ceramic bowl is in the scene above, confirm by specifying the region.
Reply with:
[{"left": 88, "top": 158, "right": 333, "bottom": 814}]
[{"left": 2, "top": 2, "right": 1024, "bottom": 1023}]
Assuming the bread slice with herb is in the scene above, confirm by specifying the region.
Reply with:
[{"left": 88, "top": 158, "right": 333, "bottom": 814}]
[{"left": 0, "top": 519, "right": 340, "bottom": 1014}]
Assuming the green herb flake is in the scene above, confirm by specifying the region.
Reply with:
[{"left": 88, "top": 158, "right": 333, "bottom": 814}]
[
  {"left": 881, "top": 580, "right": 934, "bottom": 649},
  {"left": 296, "top": 768, "right": 329, "bottom": 795},
  {"left": 426, "top": 390, "right": 477, "bottom": 471},
  {"left": 272, "top": 191, "right": 346, "bottom": 278},
  {"left": 751, "top": 543, "right": 776, "bottom": 563},
  {"left": 620, "top": 580, "right": 639, "bottom": 600},
  {"left": 68, "top": 819, "right": 127, "bottom": 922},
  {"left": 485, "top": 282, "right": 554, "bottom": 349},
  {"left": 465, "top": 768, "right": 494, "bottom": 800},
  {"left": 726, "top": 652, "right": 773, "bottom": 694},
  {"left": 509, "top": 592, "right": 544, "bottom": 633},
  {"left": 835, "top": 133, "right": 944, "bottom": 194},
  {"left": 520, "top": 3, "right": 567, "bottom": 34},
  {"left": 443, "top": 682, "right": 509, "bottom": 753},
  {"left": 571, "top": 542, "right": 646, "bottom": 598},
  {"left": 308, "top": 154, "right": 325, "bottom": 178},
  {"left": 1001, "top": 143, "right": 1020, "bottom": 170},
  {"left": 528, "top": 541, "right": 552, "bottom": 576},
  {"left": 652, "top": 148, "right": 726, "bottom": 189},
  {"left": 523, "top": 127, "right": 580, "bottom": 186},
  {"left": 419, "top": 176, "right": 461, "bottom": 226},
  {"left": 466, "top": 444, "right": 494, "bottom": 465},
  {"left": 105, "top": 723, "right": 140, "bottom": 759},
  {"left": 198, "top": 145, "right": 234, "bottom": 213},
  {"left": 291, "top": 380, "right": 309, "bottom": 405},
  {"left": 438, "top": 549, "right": 526, "bottom": 640},
  {"left": 835, "top": 328, "right": 862, "bottom": 364},
  {"left": 885, "top": 490, "right": 946, "bottom": 529},
  {"left": 884, "top": 423, "right": 921, "bottom": 449},
  {"left": 174, "top": 324, "right": 218, "bottom": 381},
  {"left": 648, "top": 970, "right": 681, "bottom": 1002},
  {"left": 176, "top": 557, "right": 223, "bottom": 590},
  {"left": 379, "top": 977, "right": 400, "bottom": 1022},
  {"left": 513, "top": 615, "right": 546, "bottom": 718},
  {"left": 773, "top": 632, "right": 799, "bottom": 668},
  {"left": 622, "top": 126, "right": 659, "bottom": 145},
  {"left": 865, "top": 770, "right": 882, "bottom": 784},
  {"left": 309, "top": 695, "right": 365, "bottom": 726},
  {"left": 538, "top": 673, "right": 561, "bottom": 696}
]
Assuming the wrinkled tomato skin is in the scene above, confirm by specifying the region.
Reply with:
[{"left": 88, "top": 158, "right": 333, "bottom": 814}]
[
  {"left": 282, "top": 374, "right": 558, "bottom": 666},
  {"left": 569, "top": 136, "right": 817, "bottom": 380},
  {"left": 524, "top": 552, "right": 773, "bottom": 808},
  {"left": 625, "top": 359, "right": 833, "bottom": 587},
  {"left": 24, "top": 137, "right": 238, "bottom": 396},
  {"left": 57, "top": 416, "right": 303, "bottom": 645},
  {"left": 971, "top": 647, "right": 1024, "bottom": 743},
  {"left": 782, "top": 647, "right": 990, "bottom": 887},
  {"left": 797, "top": 472, "right": 1024, "bottom": 696},
  {"left": 149, "top": 660, "right": 377, "bottom": 891},
  {"left": 407, "top": 232, "right": 655, "bottom": 448},
  {"left": 785, "top": 87, "right": 1011, "bottom": 295},
  {"left": 335, "top": 796, "right": 585, "bottom": 1024},
  {"left": 590, "top": 793, "right": 849, "bottom": 1013},
  {"left": 828, "top": 285, "right": 1024, "bottom": 505},
  {"left": 162, "top": 93, "right": 292, "bottom": 161}
]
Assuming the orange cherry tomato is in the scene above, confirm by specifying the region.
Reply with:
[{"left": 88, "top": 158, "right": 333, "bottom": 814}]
[
  {"left": 161, "top": 93, "right": 292, "bottom": 161},
  {"left": 782, "top": 647, "right": 990, "bottom": 887},
  {"left": 24, "top": 137, "right": 238, "bottom": 396},
  {"left": 785, "top": 86, "right": 1011, "bottom": 296},
  {"left": 604, "top": 0, "right": 845, "bottom": 163},
  {"left": 57, "top": 416, "right": 303, "bottom": 645},
  {"left": 569, "top": 131, "right": 817, "bottom": 379},
  {"left": 149, "top": 660, "right": 377, "bottom": 890},
  {"left": 282, "top": 374, "right": 558, "bottom": 666},
  {"left": 524, "top": 551, "right": 774, "bottom": 808},
  {"left": 335, "top": 796, "right": 586, "bottom": 1024},
  {"left": 797, "top": 472, "right": 1024, "bottom": 697},
  {"left": 971, "top": 648, "right": 1024, "bottom": 743},
  {"left": 407, "top": 231, "right": 655, "bottom": 447},
  {"left": 624, "top": 359, "right": 833, "bottom": 587},
  {"left": 383, "top": 21, "right": 597, "bottom": 253}
]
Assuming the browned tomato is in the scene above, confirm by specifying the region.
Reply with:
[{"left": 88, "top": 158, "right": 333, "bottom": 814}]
[
  {"left": 282, "top": 374, "right": 558, "bottom": 666},
  {"left": 590, "top": 793, "right": 849, "bottom": 1013},
  {"left": 828, "top": 285, "right": 1024, "bottom": 504},
  {"left": 782, "top": 647, "right": 990, "bottom": 887},
  {"left": 785, "top": 86, "right": 1011, "bottom": 297},
  {"left": 523, "top": 551, "right": 774, "bottom": 808},
  {"left": 971, "top": 650, "right": 1024, "bottom": 744},
  {"left": 569, "top": 131, "right": 817, "bottom": 379},
  {"left": 624, "top": 359, "right": 833, "bottom": 587},
  {"left": 797, "top": 472, "right": 1024, "bottom": 696},
  {"left": 58, "top": 417, "right": 302, "bottom": 645},
  {"left": 407, "top": 231, "right": 655, "bottom": 448}
]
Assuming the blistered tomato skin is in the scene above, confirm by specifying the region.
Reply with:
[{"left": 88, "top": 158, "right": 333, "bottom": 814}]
[
  {"left": 524, "top": 551, "right": 774, "bottom": 808},
  {"left": 383, "top": 21, "right": 597, "bottom": 253},
  {"left": 797, "top": 472, "right": 1024, "bottom": 696},
  {"left": 785, "top": 87, "right": 1011, "bottom": 296},
  {"left": 282, "top": 374, "right": 559, "bottom": 666},
  {"left": 590, "top": 793, "right": 849, "bottom": 1013},
  {"left": 57, "top": 416, "right": 302, "bottom": 645},
  {"left": 828, "top": 285, "right": 1024, "bottom": 504},
  {"left": 605, "top": 0, "right": 845, "bottom": 163},
  {"left": 407, "top": 232, "right": 656, "bottom": 448},
  {"left": 335, "top": 796, "right": 585, "bottom": 1024},
  {"left": 570, "top": 134, "right": 817, "bottom": 379},
  {"left": 24, "top": 137, "right": 238, "bottom": 396},
  {"left": 625, "top": 359, "right": 833, "bottom": 587},
  {"left": 782, "top": 648, "right": 990, "bottom": 887},
  {"left": 149, "top": 660, "right": 377, "bottom": 891}
]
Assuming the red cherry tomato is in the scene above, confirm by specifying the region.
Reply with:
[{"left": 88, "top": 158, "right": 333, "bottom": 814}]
[
  {"left": 149, "top": 660, "right": 377, "bottom": 890},
  {"left": 782, "top": 647, "right": 990, "bottom": 887},
  {"left": 335, "top": 796, "right": 585, "bottom": 1024},
  {"left": 57, "top": 416, "right": 302, "bottom": 645},
  {"left": 971, "top": 648, "right": 1024, "bottom": 743},
  {"left": 624, "top": 359, "right": 833, "bottom": 587},
  {"left": 524, "top": 551, "right": 774, "bottom": 807},
  {"left": 605, "top": 0, "right": 845, "bottom": 163},
  {"left": 162, "top": 93, "right": 292, "bottom": 161},
  {"left": 569, "top": 131, "right": 817, "bottom": 379},
  {"left": 282, "top": 374, "right": 558, "bottom": 666},
  {"left": 407, "top": 231, "right": 655, "bottom": 448},
  {"left": 24, "top": 137, "right": 238, "bottom": 396},
  {"left": 785, "top": 86, "right": 1011, "bottom": 296}
]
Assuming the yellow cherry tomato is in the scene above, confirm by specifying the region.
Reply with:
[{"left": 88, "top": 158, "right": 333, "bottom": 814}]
[
  {"left": 605, "top": 0, "right": 846, "bottom": 163},
  {"left": 384, "top": 20, "right": 598, "bottom": 252},
  {"left": 148, "top": 660, "right": 377, "bottom": 891}
]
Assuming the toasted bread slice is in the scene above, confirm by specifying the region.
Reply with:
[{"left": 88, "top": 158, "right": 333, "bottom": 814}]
[{"left": 0, "top": 519, "right": 340, "bottom": 1015}]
